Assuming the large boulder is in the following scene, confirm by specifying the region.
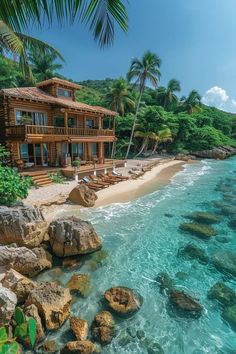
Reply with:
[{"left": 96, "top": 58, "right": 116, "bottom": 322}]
[
  {"left": 0, "top": 286, "right": 17, "bottom": 326},
  {"left": 169, "top": 290, "right": 203, "bottom": 317},
  {"left": 208, "top": 282, "right": 236, "bottom": 307},
  {"left": 69, "top": 185, "right": 98, "bottom": 207},
  {"left": 24, "top": 304, "right": 45, "bottom": 342},
  {"left": 0, "top": 205, "right": 48, "bottom": 248},
  {"left": 92, "top": 311, "right": 115, "bottom": 345},
  {"left": 192, "top": 146, "right": 236, "bottom": 160},
  {"left": 61, "top": 341, "right": 100, "bottom": 354},
  {"left": 1, "top": 269, "right": 36, "bottom": 303},
  {"left": 0, "top": 246, "right": 52, "bottom": 277},
  {"left": 212, "top": 251, "right": 236, "bottom": 278},
  {"left": 70, "top": 316, "right": 89, "bottom": 341},
  {"left": 25, "top": 282, "right": 72, "bottom": 330},
  {"left": 48, "top": 217, "right": 102, "bottom": 257},
  {"left": 104, "top": 287, "right": 143, "bottom": 316}
]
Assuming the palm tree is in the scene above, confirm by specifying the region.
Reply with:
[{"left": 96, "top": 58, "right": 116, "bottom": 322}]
[
  {"left": 135, "top": 126, "right": 172, "bottom": 157},
  {"left": 105, "top": 79, "right": 135, "bottom": 116},
  {"left": 125, "top": 51, "right": 161, "bottom": 159},
  {"left": 29, "top": 49, "right": 63, "bottom": 81},
  {"left": 151, "top": 127, "right": 172, "bottom": 155},
  {"left": 134, "top": 130, "right": 157, "bottom": 156},
  {"left": 0, "top": 1, "right": 128, "bottom": 77},
  {"left": 181, "top": 90, "right": 202, "bottom": 115},
  {"left": 157, "top": 79, "right": 181, "bottom": 109}
]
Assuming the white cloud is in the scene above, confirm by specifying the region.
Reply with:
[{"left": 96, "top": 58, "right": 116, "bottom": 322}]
[{"left": 202, "top": 86, "right": 236, "bottom": 113}]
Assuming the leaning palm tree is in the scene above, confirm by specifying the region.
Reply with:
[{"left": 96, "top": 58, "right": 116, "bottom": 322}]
[
  {"left": 0, "top": 0, "right": 128, "bottom": 77},
  {"left": 181, "top": 90, "right": 202, "bottom": 115},
  {"left": 134, "top": 130, "right": 157, "bottom": 157},
  {"left": 157, "top": 79, "right": 181, "bottom": 109},
  {"left": 29, "top": 49, "right": 63, "bottom": 81},
  {"left": 125, "top": 51, "right": 161, "bottom": 159},
  {"left": 105, "top": 79, "right": 135, "bottom": 116},
  {"left": 151, "top": 127, "right": 172, "bottom": 155}
]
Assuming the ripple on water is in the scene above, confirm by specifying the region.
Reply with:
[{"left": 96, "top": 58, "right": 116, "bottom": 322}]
[{"left": 37, "top": 157, "right": 236, "bottom": 353}]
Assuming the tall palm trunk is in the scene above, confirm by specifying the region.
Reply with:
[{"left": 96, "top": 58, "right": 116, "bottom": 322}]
[
  {"left": 111, "top": 115, "right": 117, "bottom": 159},
  {"left": 151, "top": 141, "right": 159, "bottom": 155},
  {"left": 125, "top": 90, "right": 143, "bottom": 159},
  {"left": 135, "top": 137, "right": 149, "bottom": 157}
]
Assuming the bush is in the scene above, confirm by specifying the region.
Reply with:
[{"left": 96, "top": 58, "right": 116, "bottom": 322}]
[
  {"left": 48, "top": 172, "right": 66, "bottom": 184},
  {"left": 188, "top": 126, "right": 230, "bottom": 151},
  {"left": 0, "top": 166, "right": 32, "bottom": 206}
]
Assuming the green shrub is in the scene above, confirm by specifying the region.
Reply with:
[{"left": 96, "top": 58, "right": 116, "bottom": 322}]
[
  {"left": 72, "top": 159, "right": 81, "bottom": 168},
  {"left": 48, "top": 172, "right": 66, "bottom": 184},
  {"left": 0, "top": 327, "right": 20, "bottom": 354},
  {"left": 0, "top": 166, "right": 32, "bottom": 206}
]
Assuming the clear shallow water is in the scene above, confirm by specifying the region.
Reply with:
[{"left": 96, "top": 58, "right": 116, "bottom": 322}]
[{"left": 38, "top": 157, "right": 236, "bottom": 354}]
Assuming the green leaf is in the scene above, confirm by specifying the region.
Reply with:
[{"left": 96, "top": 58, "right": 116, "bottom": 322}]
[
  {"left": 0, "top": 327, "right": 8, "bottom": 342},
  {"left": 14, "top": 323, "right": 28, "bottom": 340},
  {"left": 1, "top": 341, "right": 20, "bottom": 354},
  {"left": 28, "top": 317, "right": 37, "bottom": 347},
  {"left": 14, "top": 307, "right": 25, "bottom": 326}
]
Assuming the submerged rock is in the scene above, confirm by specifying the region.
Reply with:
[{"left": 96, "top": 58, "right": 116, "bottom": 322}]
[
  {"left": 25, "top": 282, "right": 72, "bottom": 330},
  {"left": 229, "top": 219, "right": 236, "bottom": 230},
  {"left": 61, "top": 340, "right": 100, "bottom": 354},
  {"left": 184, "top": 211, "right": 222, "bottom": 224},
  {"left": 48, "top": 217, "right": 102, "bottom": 257},
  {"left": 66, "top": 274, "right": 91, "bottom": 297},
  {"left": 0, "top": 205, "right": 48, "bottom": 248},
  {"left": 212, "top": 251, "right": 236, "bottom": 278},
  {"left": 62, "top": 256, "right": 82, "bottom": 270},
  {"left": 178, "top": 244, "right": 209, "bottom": 264},
  {"left": 169, "top": 290, "right": 203, "bottom": 317},
  {"left": 222, "top": 305, "right": 236, "bottom": 330},
  {"left": 92, "top": 311, "right": 115, "bottom": 345},
  {"left": 104, "top": 287, "right": 143, "bottom": 316},
  {"left": 208, "top": 282, "right": 236, "bottom": 306},
  {"left": 155, "top": 272, "right": 175, "bottom": 293},
  {"left": 70, "top": 316, "right": 89, "bottom": 341},
  {"left": 38, "top": 340, "right": 59, "bottom": 353},
  {"left": 0, "top": 246, "right": 52, "bottom": 276},
  {"left": 69, "top": 185, "right": 98, "bottom": 207},
  {"left": 179, "top": 223, "right": 217, "bottom": 238},
  {"left": 0, "top": 286, "right": 17, "bottom": 326},
  {"left": 175, "top": 271, "right": 189, "bottom": 281},
  {"left": 142, "top": 338, "right": 164, "bottom": 354},
  {"left": 1, "top": 269, "right": 36, "bottom": 303},
  {"left": 87, "top": 250, "right": 109, "bottom": 271}
]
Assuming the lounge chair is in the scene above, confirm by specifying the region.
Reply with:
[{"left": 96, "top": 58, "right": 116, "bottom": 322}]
[
  {"left": 89, "top": 175, "right": 110, "bottom": 188},
  {"left": 79, "top": 177, "right": 103, "bottom": 191},
  {"left": 109, "top": 171, "right": 129, "bottom": 180},
  {"left": 97, "top": 173, "right": 118, "bottom": 184}
]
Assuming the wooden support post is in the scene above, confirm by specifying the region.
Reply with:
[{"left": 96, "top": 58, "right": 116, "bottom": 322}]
[
  {"left": 64, "top": 111, "right": 68, "bottom": 134},
  {"left": 98, "top": 142, "right": 104, "bottom": 164},
  {"left": 98, "top": 116, "right": 102, "bottom": 130}
]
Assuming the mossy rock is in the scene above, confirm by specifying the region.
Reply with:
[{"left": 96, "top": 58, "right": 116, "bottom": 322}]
[
  {"left": 179, "top": 223, "right": 217, "bottom": 239},
  {"left": 155, "top": 272, "right": 175, "bottom": 294},
  {"left": 178, "top": 244, "right": 209, "bottom": 264},
  {"left": 208, "top": 282, "right": 236, "bottom": 307},
  {"left": 222, "top": 305, "right": 236, "bottom": 330},
  {"left": 184, "top": 211, "right": 222, "bottom": 224}
]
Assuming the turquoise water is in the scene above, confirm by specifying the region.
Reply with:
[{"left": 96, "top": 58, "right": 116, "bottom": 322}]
[{"left": 39, "top": 157, "right": 236, "bottom": 354}]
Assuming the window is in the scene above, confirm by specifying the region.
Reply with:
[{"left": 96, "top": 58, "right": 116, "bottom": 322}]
[
  {"left": 54, "top": 116, "right": 64, "bottom": 127},
  {"left": 57, "top": 88, "right": 72, "bottom": 98},
  {"left": 72, "top": 143, "right": 83, "bottom": 159},
  {"left": 85, "top": 118, "right": 94, "bottom": 129},
  {"left": 20, "top": 144, "right": 28, "bottom": 161},
  {"left": 16, "top": 110, "right": 48, "bottom": 126},
  {"left": 68, "top": 117, "right": 76, "bottom": 128},
  {"left": 91, "top": 143, "right": 97, "bottom": 155}
]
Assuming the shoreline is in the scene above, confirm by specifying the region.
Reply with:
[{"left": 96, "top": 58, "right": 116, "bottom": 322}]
[{"left": 44, "top": 159, "right": 194, "bottom": 221}]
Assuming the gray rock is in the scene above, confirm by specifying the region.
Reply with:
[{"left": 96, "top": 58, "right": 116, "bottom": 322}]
[{"left": 0, "top": 286, "right": 17, "bottom": 326}]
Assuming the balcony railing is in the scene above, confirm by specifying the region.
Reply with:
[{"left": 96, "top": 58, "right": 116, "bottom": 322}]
[{"left": 5, "top": 125, "right": 114, "bottom": 138}]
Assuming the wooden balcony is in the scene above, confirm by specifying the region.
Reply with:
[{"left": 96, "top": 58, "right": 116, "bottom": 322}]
[{"left": 5, "top": 125, "right": 115, "bottom": 142}]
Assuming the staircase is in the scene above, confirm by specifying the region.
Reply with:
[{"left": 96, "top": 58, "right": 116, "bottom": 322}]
[{"left": 31, "top": 172, "right": 54, "bottom": 187}]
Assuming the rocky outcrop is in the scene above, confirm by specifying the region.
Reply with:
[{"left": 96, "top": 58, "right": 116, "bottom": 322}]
[
  {"left": 24, "top": 304, "right": 45, "bottom": 342},
  {"left": 70, "top": 317, "right": 88, "bottom": 341},
  {"left": 66, "top": 274, "right": 91, "bottom": 297},
  {"left": 104, "top": 287, "right": 143, "bottom": 316},
  {"left": 184, "top": 211, "right": 222, "bottom": 224},
  {"left": 1, "top": 269, "right": 36, "bottom": 303},
  {"left": 0, "top": 286, "right": 17, "bottom": 326},
  {"left": 61, "top": 340, "right": 100, "bottom": 354},
  {"left": 179, "top": 223, "right": 217, "bottom": 239},
  {"left": 48, "top": 217, "right": 102, "bottom": 257},
  {"left": 69, "top": 185, "right": 98, "bottom": 207},
  {"left": 0, "top": 205, "right": 48, "bottom": 248},
  {"left": 178, "top": 244, "right": 209, "bottom": 264},
  {"left": 0, "top": 246, "right": 52, "bottom": 276},
  {"left": 208, "top": 282, "right": 236, "bottom": 306},
  {"left": 25, "top": 282, "right": 72, "bottom": 330},
  {"left": 192, "top": 145, "right": 236, "bottom": 160},
  {"left": 92, "top": 311, "right": 115, "bottom": 345},
  {"left": 212, "top": 251, "right": 236, "bottom": 277},
  {"left": 169, "top": 290, "right": 203, "bottom": 317}
]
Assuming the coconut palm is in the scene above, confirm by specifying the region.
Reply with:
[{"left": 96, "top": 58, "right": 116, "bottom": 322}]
[
  {"left": 29, "top": 49, "right": 63, "bottom": 81},
  {"left": 125, "top": 51, "right": 161, "bottom": 159},
  {"left": 135, "top": 126, "right": 172, "bottom": 157},
  {"left": 105, "top": 79, "right": 135, "bottom": 116},
  {"left": 151, "top": 127, "right": 172, "bottom": 155},
  {"left": 134, "top": 130, "right": 157, "bottom": 156},
  {"left": 157, "top": 79, "right": 181, "bottom": 109},
  {"left": 181, "top": 90, "right": 202, "bottom": 115},
  {"left": 0, "top": 0, "right": 128, "bottom": 76}
]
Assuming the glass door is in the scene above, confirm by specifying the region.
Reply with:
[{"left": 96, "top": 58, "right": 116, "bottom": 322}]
[
  {"left": 34, "top": 144, "right": 42, "bottom": 165},
  {"left": 42, "top": 144, "right": 48, "bottom": 166}
]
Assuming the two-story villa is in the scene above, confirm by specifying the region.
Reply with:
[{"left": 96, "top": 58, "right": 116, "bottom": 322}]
[{"left": 0, "top": 77, "right": 117, "bottom": 168}]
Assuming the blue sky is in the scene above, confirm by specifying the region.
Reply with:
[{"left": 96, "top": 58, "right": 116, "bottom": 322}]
[{"left": 32, "top": 0, "right": 236, "bottom": 112}]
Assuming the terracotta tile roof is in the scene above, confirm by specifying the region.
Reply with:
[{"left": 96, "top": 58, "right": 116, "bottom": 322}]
[
  {"left": 36, "top": 77, "right": 81, "bottom": 90},
  {"left": 0, "top": 87, "right": 117, "bottom": 116}
]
